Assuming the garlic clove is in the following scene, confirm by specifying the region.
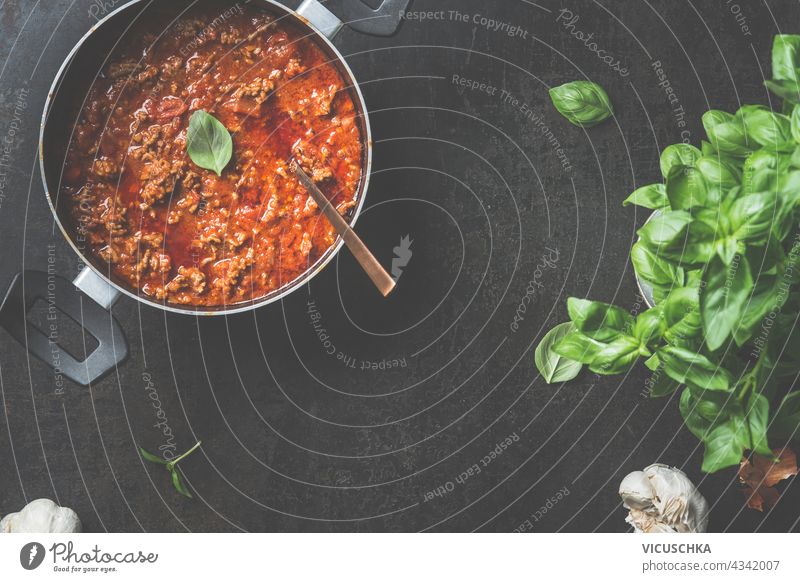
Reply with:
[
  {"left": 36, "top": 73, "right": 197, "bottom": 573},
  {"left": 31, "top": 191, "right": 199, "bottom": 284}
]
[
  {"left": 1, "top": 499, "right": 82, "bottom": 533},
  {"left": 619, "top": 470, "right": 656, "bottom": 510},
  {"left": 619, "top": 464, "right": 709, "bottom": 533}
]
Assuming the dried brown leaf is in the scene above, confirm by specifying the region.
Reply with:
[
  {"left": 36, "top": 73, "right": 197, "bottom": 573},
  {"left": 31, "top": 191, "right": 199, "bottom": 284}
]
[{"left": 738, "top": 448, "right": 798, "bottom": 512}]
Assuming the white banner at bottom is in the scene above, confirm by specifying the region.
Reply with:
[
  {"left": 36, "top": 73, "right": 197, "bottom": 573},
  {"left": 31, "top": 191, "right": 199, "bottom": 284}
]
[{"left": 0, "top": 533, "right": 795, "bottom": 581}]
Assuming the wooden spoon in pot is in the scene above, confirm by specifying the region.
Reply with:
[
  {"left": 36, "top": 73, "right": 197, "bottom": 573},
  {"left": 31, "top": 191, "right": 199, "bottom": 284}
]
[{"left": 292, "top": 162, "right": 396, "bottom": 297}]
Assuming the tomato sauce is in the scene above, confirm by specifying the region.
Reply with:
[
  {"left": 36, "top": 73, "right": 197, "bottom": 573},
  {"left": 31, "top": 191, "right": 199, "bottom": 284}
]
[{"left": 60, "top": 2, "right": 363, "bottom": 307}]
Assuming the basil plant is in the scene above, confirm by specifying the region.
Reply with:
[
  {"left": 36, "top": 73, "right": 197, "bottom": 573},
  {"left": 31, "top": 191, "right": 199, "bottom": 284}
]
[{"left": 536, "top": 35, "right": 800, "bottom": 474}]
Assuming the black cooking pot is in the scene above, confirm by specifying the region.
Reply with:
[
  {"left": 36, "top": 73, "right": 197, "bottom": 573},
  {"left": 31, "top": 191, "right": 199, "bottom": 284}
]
[{"left": 0, "top": 0, "right": 409, "bottom": 386}]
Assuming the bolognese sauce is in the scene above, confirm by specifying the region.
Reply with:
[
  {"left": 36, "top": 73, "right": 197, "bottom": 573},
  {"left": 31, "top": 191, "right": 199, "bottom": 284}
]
[{"left": 59, "top": 3, "right": 364, "bottom": 307}]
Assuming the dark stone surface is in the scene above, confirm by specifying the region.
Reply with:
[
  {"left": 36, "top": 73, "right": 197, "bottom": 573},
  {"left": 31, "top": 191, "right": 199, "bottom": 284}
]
[{"left": 0, "top": 0, "right": 798, "bottom": 532}]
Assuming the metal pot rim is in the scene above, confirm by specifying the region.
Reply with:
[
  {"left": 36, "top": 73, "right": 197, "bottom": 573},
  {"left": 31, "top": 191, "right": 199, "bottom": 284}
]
[{"left": 39, "top": 0, "right": 372, "bottom": 316}]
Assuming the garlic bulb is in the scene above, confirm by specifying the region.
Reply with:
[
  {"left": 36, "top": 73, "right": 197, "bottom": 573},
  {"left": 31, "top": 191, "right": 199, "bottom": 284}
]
[
  {"left": 619, "top": 463, "right": 709, "bottom": 533},
  {"left": 1, "top": 499, "right": 82, "bottom": 533}
]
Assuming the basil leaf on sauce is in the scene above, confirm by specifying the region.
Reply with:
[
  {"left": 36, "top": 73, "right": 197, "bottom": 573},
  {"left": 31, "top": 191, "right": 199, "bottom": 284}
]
[{"left": 186, "top": 110, "right": 233, "bottom": 176}]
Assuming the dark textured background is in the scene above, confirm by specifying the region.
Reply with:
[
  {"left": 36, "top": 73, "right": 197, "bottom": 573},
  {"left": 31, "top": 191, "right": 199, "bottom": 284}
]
[{"left": 1, "top": 0, "right": 798, "bottom": 532}]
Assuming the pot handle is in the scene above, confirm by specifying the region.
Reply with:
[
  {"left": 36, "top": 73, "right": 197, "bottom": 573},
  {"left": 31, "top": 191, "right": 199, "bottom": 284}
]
[
  {"left": 298, "top": 0, "right": 411, "bottom": 38},
  {"left": 0, "top": 268, "right": 128, "bottom": 386}
]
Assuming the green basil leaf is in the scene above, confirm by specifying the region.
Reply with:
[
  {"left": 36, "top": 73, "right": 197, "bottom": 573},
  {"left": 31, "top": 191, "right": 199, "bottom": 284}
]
[
  {"left": 714, "top": 237, "right": 738, "bottom": 265},
  {"left": 772, "top": 391, "right": 800, "bottom": 441},
  {"left": 587, "top": 336, "right": 641, "bottom": 375},
  {"left": 660, "top": 144, "right": 702, "bottom": 178},
  {"left": 765, "top": 79, "right": 800, "bottom": 104},
  {"left": 637, "top": 211, "right": 717, "bottom": 267},
  {"left": 729, "top": 191, "right": 781, "bottom": 242},
  {"left": 679, "top": 387, "right": 740, "bottom": 439},
  {"left": 662, "top": 287, "right": 703, "bottom": 343},
  {"left": 623, "top": 183, "right": 669, "bottom": 209},
  {"left": 666, "top": 165, "right": 708, "bottom": 209},
  {"left": 742, "top": 148, "right": 789, "bottom": 195},
  {"left": 186, "top": 110, "right": 233, "bottom": 176},
  {"left": 535, "top": 323, "right": 583, "bottom": 384},
  {"left": 553, "top": 330, "right": 607, "bottom": 365},
  {"left": 630, "top": 241, "right": 684, "bottom": 288},
  {"left": 738, "top": 106, "right": 792, "bottom": 148},
  {"left": 745, "top": 392, "right": 772, "bottom": 456},
  {"left": 659, "top": 346, "right": 732, "bottom": 391},
  {"left": 171, "top": 469, "right": 193, "bottom": 498},
  {"left": 139, "top": 447, "right": 167, "bottom": 465},
  {"left": 701, "top": 253, "right": 753, "bottom": 350},
  {"left": 695, "top": 156, "right": 742, "bottom": 202},
  {"left": 791, "top": 104, "right": 800, "bottom": 143},
  {"left": 680, "top": 388, "right": 713, "bottom": 440},
  {"left": 679, "top": 388, "right": 741, "bottom": 440},
  {"left": 703, "top": 110, "right": 753, "bottom": 157},
  {"left": 566, "top": 297, "right": 634, "bottom": 341},
  {"left": 701, "top": 419, "right": 746, "bottom": 473},
  {"left": 549, "top": 81, "right": 613, "bottom": 128},
  {"left": 633, "top": 307, "right": 664, "bottom": 346},
  {"left": 637, "top": 210, "right": 693, "bottom": 247},
  {"left": 644, "top": 352, "right": 660, "bottom": 371},
  {"left": 734, "top": 241, "right": 787, "bottom": 344},
  {"left": 772, "top": 35, "right": 800, "bottom": 83}
]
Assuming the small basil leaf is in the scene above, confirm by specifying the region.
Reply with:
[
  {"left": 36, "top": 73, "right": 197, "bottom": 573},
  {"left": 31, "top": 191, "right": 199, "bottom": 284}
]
[
  {"left": 644, "top": 352, "right": 660, "bottom": 371},
  {"left": 171, "top": 469, "right": 193, "bottom": 498},
  {"left": 139, "top": 447, "right": 167, "bottom": 465},
  {"left": 701, "top": 253, "right": 753, "bottom": 351},
  {"left": 659, "top": 346, "right": 732, "bottom": 391},
  {"left": 535, "top": 323, "right": 583, "bottom": 384},
  {"left": 186, "top": 110, "right": 233, "bottom": 176},
  {"left": 623, "top": 183, "right": 669, "bottom": 209},
  {"left": 549, "top": 81, "right": 613, "bottom": 128},
  {"left": 660, "top": 144, "right": 702, "bottom": 178},
  {"left": 566, "top": 297, "right": 634, "bottom": 341}
]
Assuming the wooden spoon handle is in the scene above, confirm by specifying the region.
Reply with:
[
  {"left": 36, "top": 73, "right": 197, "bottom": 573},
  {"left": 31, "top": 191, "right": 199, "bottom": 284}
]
[{"left": 292, "top": 163, "right": 396, "bottom": 297}]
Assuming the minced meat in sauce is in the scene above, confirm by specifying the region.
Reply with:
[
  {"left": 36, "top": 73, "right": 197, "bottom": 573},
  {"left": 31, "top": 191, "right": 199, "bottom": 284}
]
[{"left": 60, "top": 4, "right": 363, "bottom": 307}]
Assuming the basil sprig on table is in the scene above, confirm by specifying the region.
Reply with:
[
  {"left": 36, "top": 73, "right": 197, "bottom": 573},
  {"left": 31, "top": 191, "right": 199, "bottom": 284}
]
[
  {"left": 549, "top": 81, "right": 614, "bottom": 128},
  {"left": 140, "top": 441, "right": 202, "bottom": 498},
  {"left": 186, "top": 110, "right": 233, "bottom": 176},
  {"left": 536, "top": 35, "right": 800, "bottom": 474}
]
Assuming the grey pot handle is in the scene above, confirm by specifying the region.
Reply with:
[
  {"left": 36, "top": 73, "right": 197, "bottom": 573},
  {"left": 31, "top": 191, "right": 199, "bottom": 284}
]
[
  {"left": 298, "top": 0, "right": 412, "bottom": 39},
  {"left": 297, "top": 0, "right": 343, "bottom": 39},
  {"left": 0, "top": 267, "right": 128, "bottom": 386}
]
